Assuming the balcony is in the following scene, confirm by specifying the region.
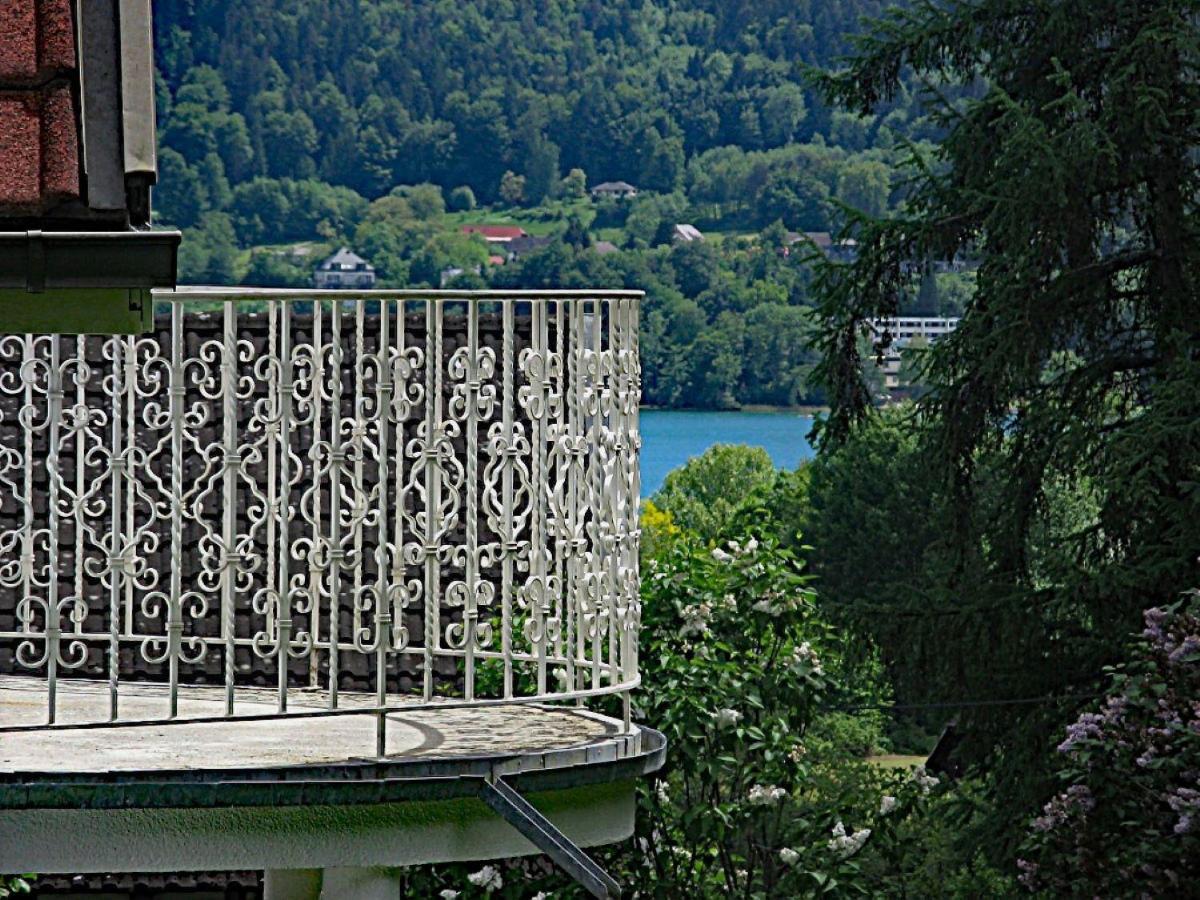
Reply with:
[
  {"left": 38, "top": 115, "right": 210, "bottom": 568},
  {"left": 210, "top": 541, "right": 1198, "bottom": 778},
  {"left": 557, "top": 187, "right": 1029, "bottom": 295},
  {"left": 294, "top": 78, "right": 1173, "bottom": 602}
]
[{"left": 0, "top": 288, "right": 657, "bottom": 894}]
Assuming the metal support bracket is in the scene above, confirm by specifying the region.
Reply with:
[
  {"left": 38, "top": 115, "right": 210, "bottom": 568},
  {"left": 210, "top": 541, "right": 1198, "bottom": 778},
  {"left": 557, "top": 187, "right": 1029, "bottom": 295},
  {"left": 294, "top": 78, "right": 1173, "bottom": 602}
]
[{"left": 479, "top": 776, "right": 622, "bottom": 899}]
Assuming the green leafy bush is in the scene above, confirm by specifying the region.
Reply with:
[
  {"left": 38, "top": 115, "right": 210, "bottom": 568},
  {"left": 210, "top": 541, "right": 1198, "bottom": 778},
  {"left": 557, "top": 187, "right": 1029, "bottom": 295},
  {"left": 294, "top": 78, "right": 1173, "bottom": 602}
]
[
  {"left": 652, "top": 444, "right": 777, "bottom": 543},
  {"left": 0, "top": 876, "right": 31, "bottom": 898},
  {"left": 404, "top": 529, "right": 932, "bottom": 898}
]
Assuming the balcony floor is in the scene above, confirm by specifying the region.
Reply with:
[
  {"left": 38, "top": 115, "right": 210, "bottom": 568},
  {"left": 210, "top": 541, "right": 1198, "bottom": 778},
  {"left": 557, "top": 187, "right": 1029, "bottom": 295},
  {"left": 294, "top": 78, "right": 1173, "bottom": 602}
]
[{"left": 0, "top": 676, "right": 627, "bottom": 774}]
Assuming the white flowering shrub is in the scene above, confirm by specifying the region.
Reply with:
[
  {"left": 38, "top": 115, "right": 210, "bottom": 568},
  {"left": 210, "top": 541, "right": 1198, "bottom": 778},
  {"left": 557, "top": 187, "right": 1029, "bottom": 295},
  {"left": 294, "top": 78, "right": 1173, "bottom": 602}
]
[
  {"left": 624, "top": 531, "right": 937, "bottom": 896},
  {"left": 398, "top": 528, "right": 932, "bottom": 897}
]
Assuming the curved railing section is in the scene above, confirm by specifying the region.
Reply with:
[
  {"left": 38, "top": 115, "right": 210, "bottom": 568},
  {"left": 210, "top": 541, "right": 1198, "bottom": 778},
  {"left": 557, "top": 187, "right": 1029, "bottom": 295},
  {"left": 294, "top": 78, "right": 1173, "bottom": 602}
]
[{"left": 0, "top": 289, "right": 642, "bottom": 734}]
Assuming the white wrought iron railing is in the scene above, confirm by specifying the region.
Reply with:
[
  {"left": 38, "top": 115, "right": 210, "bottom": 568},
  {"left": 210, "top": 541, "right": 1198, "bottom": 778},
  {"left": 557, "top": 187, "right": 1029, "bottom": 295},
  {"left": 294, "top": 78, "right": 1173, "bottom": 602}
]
[{"left": 0, "top": 289, "right": 642, "bottom": 748}]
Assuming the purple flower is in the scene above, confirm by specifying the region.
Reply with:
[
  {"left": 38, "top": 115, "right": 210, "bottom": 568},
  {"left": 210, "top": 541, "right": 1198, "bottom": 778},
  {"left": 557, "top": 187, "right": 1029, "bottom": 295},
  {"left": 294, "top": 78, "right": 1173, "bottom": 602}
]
[
  {"left": 1058, "top": 713, "right": 1105, "bottom": 754},
  {"left": 1066, "top": 784, "right": 1096, "bottom": 812},
  {"left": 1033, "top": 795, "right": 1070, "bottom": 832},
  {"left": 1144, "top": 606, "right": 1169, "bottom": 642},
  {"left": 1168, "top": 635, "right": 1200, "bottom": 664},
  {"left": 1017, "top": 858, "right": 1039, "bottom": 889}
]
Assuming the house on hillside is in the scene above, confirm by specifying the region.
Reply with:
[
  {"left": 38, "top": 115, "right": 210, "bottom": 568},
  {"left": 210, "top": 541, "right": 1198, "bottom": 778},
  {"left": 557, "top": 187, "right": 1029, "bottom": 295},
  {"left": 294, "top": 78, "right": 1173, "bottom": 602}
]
[
  {"left": 785, "top": 231, "right": 859, "bottom": 262},
  {"left": 440, "top": 265, "right": 483, "bottom": 286},
  {"left": 672, "top": 223, "right": 705, "bottom": 243},
  {"left": 314, "top": 247, "right": 376, "bottom": 289},
  {"left": 461, "top": 224, "right": 528, "bottom": 244},
  {"left": 505, "top": 234, "right": 553, "bottom": 261},
  {"left": 590, "top": 181, "right": 638, "bottom": 200}
]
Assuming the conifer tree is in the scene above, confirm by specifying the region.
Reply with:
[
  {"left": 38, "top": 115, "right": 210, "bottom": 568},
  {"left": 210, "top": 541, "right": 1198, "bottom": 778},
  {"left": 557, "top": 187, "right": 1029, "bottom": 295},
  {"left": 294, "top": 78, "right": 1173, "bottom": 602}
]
[{"left": 811, "top": 0, "right": 1200, "bottom": 846}]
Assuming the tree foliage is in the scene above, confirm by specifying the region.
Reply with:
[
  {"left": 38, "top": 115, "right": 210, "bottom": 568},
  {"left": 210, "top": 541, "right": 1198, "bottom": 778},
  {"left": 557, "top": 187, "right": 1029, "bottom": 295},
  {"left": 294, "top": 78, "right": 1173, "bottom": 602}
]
[
  {"left": 808, "top": 0, "right": 1200, "bottom": 850},
  {"left": 652, "top": 444, "right": 777, "bottom": 542}
]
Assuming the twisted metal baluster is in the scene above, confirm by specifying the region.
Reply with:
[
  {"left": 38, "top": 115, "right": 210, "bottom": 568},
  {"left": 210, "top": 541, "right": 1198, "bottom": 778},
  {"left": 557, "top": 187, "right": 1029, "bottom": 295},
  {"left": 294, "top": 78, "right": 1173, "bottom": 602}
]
[
  {"left": 566, "top": 302, "right": 585, "bottom": 695},
  {"left": 44, "top": 336, "right": 63, "bottom": 722},
  {"left": 555, "top": 301, "right": 572, "bottom": 690},
  {"left": 352, "top": 301, "right": 366, "bottom": 651},
  {"left": 167, "top": 301, "right": 185, "bottom": 716},
  {"left": 327, "top": 299, "right": 344, "bottom": 708},
  {"left": 421, "top": 300, "right": 441, "bottom": 701},
  {"left": 276, "top": 300, "right": 294, "bottom": 711},
  {"left": 305, "top": 300, "right": 326, "bottom": 691},
  {"left": 71, "top": 337, "right": 86, "bottom": 663},
  {"left": 122, "top": 335, "right": 137, "bottom": 638},
  {"left": 107, "top": 337, "right": 124, "bottom": 719},
  {"left": 19, "top": 336, "right": 35, "bottom": 627},
  {"left": 497, "top": 300, "right": 517, "bottom": 696},
  {"left": 373, "top": 300, "right": 393, "bottom": 753},
  {"left": 221, "top": 301, "right": 239, "bottom": 713},
  {"left": 586, "top": 300, "right": 606, "bottom": 690}
]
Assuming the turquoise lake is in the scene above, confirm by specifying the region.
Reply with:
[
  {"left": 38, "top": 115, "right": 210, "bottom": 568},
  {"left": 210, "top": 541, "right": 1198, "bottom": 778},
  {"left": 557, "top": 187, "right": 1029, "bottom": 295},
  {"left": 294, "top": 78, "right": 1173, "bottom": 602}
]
[{"left": 638, "top": 409, "right": 817, "bottom": 496}]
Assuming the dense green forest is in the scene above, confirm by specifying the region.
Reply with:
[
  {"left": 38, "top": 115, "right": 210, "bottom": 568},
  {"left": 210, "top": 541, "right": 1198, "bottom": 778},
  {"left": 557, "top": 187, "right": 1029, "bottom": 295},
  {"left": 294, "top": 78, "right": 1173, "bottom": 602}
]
[
  {"left": 153, "top": 0, "right": 918, "bottom": 201},
  {"left": 151, "top": 0, "right": 970, "bottom": 408}
]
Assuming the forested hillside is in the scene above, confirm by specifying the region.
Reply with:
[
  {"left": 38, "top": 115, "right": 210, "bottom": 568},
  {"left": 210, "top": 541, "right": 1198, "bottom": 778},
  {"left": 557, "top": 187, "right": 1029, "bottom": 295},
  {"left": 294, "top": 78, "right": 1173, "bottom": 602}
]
[
  {"left": 154, "top": 0, "right": 913, "bottom": 202},
  {"left": 152, "top": 0, "right": 961, "bottom": 408}
]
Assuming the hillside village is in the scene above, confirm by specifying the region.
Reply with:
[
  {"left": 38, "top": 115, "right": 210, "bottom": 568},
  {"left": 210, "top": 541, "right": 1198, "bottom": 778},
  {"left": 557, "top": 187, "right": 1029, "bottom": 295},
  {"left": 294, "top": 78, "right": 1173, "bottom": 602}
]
[{"left": 175, "top": 172, "right": 972, "bottom": 407}]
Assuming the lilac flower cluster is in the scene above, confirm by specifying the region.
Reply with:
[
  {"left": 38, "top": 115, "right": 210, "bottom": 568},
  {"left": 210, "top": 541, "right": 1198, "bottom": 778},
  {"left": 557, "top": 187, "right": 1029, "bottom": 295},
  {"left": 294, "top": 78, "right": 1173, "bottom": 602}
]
[
  {"left": 1146, "top": 601, "right": 1200, "bottom": 667},
  {"left": 1143, "top": 605, "right": 1169, "bottom": 642},
  {"left": 1167, "top": 786, "right": 1200, "bottom": 835},
  {"left": 1015, "top": 858, "right": 1038, "bottom": 890},
  {"left": 1056, "top": 711, "right": 1106, "bottom": 755},
  {"left": 1021, "top": 599, "right": 1200, "bottom": 894},
  {"left": 1032, "top": 785, "right": 1094, "bottom": 832}
]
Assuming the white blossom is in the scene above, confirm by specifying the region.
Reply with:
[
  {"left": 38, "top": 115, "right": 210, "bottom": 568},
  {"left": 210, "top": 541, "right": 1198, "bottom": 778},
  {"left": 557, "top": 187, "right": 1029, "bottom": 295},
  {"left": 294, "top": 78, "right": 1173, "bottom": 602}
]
[
  {"left": 779, "top": 847, "right": 800, "bottom": 867},
  {"left": 791, "top": 642, "right": 824, "bottom": 675},
  {"left": 747, "top": 783, "right": 788, "bottom": 806},
  {"left": 911, "top": 766, "right": 939, "bottom": 793},
  {"left": 680, "top": 601, "right": 713, "bottom": 637},
  {"left": 467, "top": 865, "right": 503, "bottom": 893},
  {"left": 714, "top": 708, "right": 742, "bottom": 729},
  {"left": 789, "top": 743, "right": 808, "bottom": 763},
  {"left": 656, "top": 780, "right": 670, "bottom": 805},
  {"left": 752, "top": 598, "right": 780, "bottom": 616},
  {"left": 711, "top": 547, "right": 733, "bottom": 563},
  {"left": 879, "top": 795, "right": 897, "bottom": 815},
  {"left": 745, "top": 537, "right": 759, "bottom": 553},
  {"left": 439, "top": 891, "right": 460, "bottom": 900},
  {"left": 827, "top": 820, "right": 871, "bottom": 858}
]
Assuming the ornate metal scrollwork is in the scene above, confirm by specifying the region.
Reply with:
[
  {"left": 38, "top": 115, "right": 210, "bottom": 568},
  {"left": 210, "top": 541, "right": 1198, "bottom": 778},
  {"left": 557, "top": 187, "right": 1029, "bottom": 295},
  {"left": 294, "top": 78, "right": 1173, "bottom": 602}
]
[{"left": 0, "top": 292, "right": 641, "bottom": 727}]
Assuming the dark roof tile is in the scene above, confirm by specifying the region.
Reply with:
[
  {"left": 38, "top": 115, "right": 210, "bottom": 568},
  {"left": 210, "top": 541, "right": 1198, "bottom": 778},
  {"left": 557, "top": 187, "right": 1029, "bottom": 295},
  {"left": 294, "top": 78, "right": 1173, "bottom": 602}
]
[
  {"left": 0, "top": 0, "right": 80, "bottom": 214},
  {"left": 38, "top": 81, "right": 79, "bottom": 205},
  {"left": 0, "top": 85, "right": 79, "bottom": 214},
  {"left": 0, "top": 0, "right": 75, "bottom": 81},
  {"left": 0, "top": 94, "right": 41, "bottom": 211}
]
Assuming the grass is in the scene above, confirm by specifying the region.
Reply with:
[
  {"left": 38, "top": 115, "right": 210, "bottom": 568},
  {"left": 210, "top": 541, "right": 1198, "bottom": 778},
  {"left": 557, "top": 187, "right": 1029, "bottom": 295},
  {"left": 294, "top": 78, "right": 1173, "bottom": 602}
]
[
  {"left": 444, "top": 198, "right": 596, "bottom": 235},
  {"left": 866, "top": 754, "right": 928, "bottom": 770}
]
